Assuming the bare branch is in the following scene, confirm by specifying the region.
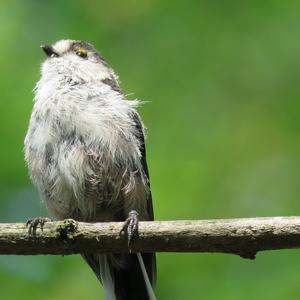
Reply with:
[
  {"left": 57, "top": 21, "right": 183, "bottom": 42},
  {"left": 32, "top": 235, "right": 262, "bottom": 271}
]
[{"left": 1, "top": 217, "right": 300, "bottom": 259}]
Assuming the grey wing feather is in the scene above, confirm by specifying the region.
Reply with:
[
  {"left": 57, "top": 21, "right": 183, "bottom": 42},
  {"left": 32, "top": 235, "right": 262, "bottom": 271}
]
[{"left": 130, "top": 111, "right": 154, "bottom": 221}]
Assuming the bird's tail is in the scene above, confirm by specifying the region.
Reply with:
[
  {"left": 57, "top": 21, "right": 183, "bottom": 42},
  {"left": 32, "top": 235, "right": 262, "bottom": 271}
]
[{"left": 82, "top": 252, "right": 156, "bottom": 300}]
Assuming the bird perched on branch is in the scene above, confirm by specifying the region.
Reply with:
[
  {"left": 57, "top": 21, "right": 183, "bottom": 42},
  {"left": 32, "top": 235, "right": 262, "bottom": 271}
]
[{"left": 24, "top": 39, "right": 156, "bottom": 300}]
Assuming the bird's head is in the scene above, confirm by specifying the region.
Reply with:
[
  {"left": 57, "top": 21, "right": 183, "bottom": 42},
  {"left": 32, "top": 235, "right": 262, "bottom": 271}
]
[{"left": 40, "top": 39, "right": 118, "bottom": 84}]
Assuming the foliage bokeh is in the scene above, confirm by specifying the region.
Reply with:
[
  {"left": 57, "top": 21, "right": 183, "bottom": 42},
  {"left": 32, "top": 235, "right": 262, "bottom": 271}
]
[{"left": 1, "top": 1, "right": 300, "bottom": 299}]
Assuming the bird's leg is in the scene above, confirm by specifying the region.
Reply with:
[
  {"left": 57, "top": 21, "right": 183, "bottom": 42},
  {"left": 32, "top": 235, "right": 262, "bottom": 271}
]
[
  {"left": 26, "top": 217, "right": 52, "bottom": 235},
  {"left": 120, "top": 210, "right": 139, "bottom": 247}
]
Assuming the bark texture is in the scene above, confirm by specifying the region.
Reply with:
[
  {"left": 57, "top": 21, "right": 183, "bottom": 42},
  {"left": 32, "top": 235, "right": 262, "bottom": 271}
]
[{"left": 1, "top": 217, "right": 300, "bottom": 259}]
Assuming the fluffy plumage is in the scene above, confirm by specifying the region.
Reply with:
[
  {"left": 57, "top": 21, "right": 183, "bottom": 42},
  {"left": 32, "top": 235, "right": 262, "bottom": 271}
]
[{"left": 24, "top": 39, "right": 156, "bottom": 300}]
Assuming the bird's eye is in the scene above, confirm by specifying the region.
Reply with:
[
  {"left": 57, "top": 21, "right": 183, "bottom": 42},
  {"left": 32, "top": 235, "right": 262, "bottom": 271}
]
[{"left": 76, "top": 49, "right": 88, "bottom": 58}]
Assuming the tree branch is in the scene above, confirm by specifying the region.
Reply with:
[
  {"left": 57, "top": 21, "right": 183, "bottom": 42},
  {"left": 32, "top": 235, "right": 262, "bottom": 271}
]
[{"left": 1, "top": 217, "right": 300, "bottom": 259}]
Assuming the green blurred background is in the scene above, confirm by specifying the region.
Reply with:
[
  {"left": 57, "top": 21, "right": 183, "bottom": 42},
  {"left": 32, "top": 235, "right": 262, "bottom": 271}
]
[{"left": 1, "top": 0, "right": 300, "bottom": 299}]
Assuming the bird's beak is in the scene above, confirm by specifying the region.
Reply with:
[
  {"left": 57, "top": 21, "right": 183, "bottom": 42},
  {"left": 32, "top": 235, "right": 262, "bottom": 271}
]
[{"left": 40, "top": 45, "right": 58, "bottom": 57}]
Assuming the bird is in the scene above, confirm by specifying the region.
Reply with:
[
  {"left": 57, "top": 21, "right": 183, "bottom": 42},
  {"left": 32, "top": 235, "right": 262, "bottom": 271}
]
[{"left": 24, "top": 39, "right": 156, "bottom": 300}]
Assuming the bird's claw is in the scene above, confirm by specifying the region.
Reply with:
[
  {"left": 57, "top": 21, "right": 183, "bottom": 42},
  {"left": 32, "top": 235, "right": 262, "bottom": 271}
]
[
  {"left": 26, "top": 217, "right": 52, "bottom": 235},
  {"left": 120, "top": 210, "right": 139, "bottom": 247}
]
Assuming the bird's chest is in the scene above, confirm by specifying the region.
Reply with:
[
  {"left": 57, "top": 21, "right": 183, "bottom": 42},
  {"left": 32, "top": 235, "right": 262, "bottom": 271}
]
[{"left": 25, "top": 93, "right": 141, "bottom": 220}]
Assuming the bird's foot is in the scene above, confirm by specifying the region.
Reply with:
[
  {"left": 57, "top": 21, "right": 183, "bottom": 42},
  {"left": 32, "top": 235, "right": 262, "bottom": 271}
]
[
  {"left": 26, "top": 217, "right": 52, "bottom": 235},
  {"left": 120, "top": 210, "right": 139, "bottom": 247}
]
